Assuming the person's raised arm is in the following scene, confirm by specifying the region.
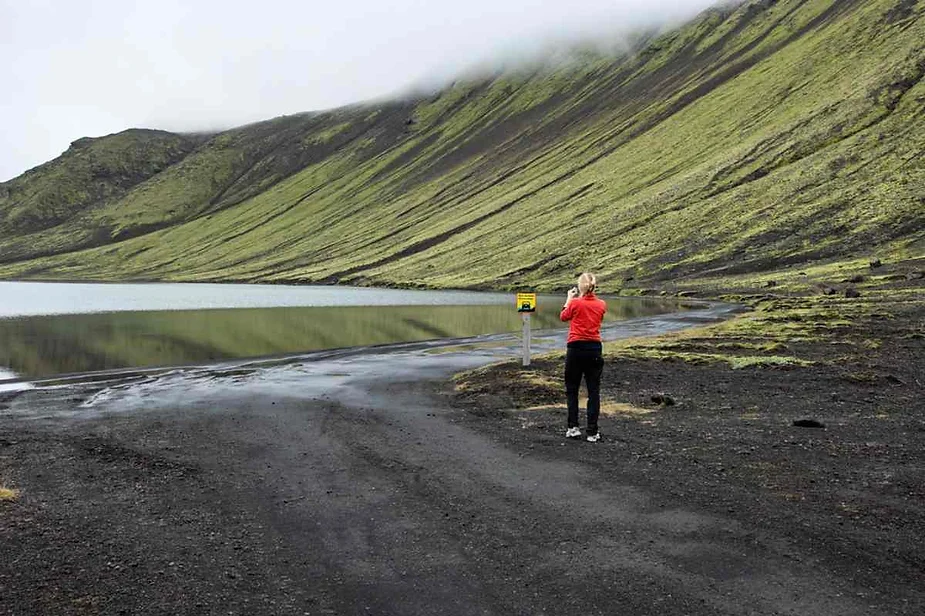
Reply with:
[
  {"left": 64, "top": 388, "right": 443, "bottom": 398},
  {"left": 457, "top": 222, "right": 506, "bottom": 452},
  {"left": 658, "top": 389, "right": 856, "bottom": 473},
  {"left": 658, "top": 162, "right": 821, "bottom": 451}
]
[{"left": 560, "top": 287, "right": 578, "bottom": 321}]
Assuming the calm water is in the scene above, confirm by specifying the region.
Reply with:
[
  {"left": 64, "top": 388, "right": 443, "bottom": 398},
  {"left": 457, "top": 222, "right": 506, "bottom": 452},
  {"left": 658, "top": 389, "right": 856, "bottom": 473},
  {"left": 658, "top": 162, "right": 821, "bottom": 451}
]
[
  {"left": 0, "top": 282, "right": 680, "bottom": 380},
  {"left": 0, "top": 281, "right": 517, "bottom": 317}
]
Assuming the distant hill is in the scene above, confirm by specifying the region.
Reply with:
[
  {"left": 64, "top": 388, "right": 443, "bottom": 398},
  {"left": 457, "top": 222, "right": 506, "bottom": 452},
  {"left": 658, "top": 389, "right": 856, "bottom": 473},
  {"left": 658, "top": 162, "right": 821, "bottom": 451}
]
[{"left": 1, "top": 0, "right": 923, "bottom": 290}]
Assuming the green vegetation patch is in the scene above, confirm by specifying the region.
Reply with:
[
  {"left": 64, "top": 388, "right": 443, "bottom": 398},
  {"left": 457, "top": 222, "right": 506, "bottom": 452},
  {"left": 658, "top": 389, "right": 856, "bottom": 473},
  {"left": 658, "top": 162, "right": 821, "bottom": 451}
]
[
  {"left": 0, "top": 0, "right": 922, "bottom": 290},
  {"left": 607, "top": 345, "right": 814, "bottom": 370}
]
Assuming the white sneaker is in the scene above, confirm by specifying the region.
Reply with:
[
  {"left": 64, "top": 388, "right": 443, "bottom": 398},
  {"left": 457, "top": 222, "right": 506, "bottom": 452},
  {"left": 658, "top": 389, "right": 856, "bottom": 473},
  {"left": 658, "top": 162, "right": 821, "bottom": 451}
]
[
  {"left": 586, "top": 433, "right": 601, "bottom": 443},
  {"left": 565, "top": 427, "right": 582, "bottom": 439}
]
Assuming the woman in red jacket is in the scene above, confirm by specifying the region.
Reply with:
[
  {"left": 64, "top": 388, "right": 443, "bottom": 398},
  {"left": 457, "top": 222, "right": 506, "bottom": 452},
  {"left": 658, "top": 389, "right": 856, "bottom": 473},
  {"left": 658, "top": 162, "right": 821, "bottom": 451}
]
[{"left": 559, "top": 272, "right": 607, "bottom": 442}]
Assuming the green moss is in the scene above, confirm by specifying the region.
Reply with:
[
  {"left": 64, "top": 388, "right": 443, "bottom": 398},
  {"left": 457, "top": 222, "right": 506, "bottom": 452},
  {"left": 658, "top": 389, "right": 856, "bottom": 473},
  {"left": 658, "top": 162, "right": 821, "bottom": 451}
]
[
  {"left": 608, "top": 346, "right": 814, "bottom": 369},
  {"left": 0, "top": 0, "right": 922, "bottom": 288},
  {"left": 303, "top": 121, "right": 352, "bottom": 145},
  {"left": 726, "top": 355, "right": 814, "bottom": 369}
]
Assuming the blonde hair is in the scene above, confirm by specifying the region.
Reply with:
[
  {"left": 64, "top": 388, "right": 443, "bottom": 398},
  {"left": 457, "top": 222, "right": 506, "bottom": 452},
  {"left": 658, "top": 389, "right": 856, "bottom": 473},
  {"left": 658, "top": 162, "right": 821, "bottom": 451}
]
[{"left": 577, "top": 272, "right": 598, "bottom": 296}]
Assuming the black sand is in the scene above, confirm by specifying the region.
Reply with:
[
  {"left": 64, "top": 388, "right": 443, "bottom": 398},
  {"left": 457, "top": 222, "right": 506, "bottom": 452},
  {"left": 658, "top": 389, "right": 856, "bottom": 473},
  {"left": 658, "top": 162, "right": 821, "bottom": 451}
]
[{"left": 1, "top": 299, "right": 922, "bottom": 615}]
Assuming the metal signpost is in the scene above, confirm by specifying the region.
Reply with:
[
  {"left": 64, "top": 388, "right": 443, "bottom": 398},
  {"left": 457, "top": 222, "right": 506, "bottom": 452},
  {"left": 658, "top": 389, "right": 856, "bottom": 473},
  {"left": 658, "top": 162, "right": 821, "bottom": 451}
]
[{"left": 516, "top": 292, "right": 537, "bottom": 366}]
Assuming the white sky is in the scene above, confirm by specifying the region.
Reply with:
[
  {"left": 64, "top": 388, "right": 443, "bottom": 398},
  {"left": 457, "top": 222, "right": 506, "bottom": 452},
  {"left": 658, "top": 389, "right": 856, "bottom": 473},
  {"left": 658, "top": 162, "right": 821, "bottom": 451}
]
[{"left": 0, "top": 0, "right": 720, "bottom": 182}]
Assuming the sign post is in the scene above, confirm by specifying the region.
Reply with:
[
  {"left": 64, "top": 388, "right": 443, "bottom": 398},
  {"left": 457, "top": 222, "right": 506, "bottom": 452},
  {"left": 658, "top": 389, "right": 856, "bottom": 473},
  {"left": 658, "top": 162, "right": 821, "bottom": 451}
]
[{"left": 516, "top": 293, "right": 537, "bottom": 367}]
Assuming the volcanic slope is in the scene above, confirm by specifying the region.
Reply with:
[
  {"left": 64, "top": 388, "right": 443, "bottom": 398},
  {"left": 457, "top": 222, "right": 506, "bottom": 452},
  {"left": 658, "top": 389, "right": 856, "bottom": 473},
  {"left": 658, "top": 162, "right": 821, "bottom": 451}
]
[{"left": 1, "top": 0, "right": 923, "bottom": 289}]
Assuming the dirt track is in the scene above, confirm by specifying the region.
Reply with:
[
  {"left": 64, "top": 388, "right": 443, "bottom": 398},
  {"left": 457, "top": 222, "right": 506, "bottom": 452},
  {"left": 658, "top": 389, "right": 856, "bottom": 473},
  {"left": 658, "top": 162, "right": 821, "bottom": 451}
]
[{"left": 0, "top": 302, "right": 921, "bottom": 615}]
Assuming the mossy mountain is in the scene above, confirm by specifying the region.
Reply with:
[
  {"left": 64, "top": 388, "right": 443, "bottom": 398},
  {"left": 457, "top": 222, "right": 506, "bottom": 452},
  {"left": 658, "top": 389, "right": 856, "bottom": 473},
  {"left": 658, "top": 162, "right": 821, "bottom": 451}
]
[{"left": 2, "top": 0, "right": 923, "bottom": 290}]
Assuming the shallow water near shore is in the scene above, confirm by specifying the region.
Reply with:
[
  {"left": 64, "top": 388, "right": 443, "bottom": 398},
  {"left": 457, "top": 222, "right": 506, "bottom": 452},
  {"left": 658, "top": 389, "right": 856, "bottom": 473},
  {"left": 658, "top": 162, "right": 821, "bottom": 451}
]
[
  {"left": 0, "top": 281, "right": 685, "bottom": 381},
  {"left": 3, "top": 301, "right": 738, "bottom": 420}
]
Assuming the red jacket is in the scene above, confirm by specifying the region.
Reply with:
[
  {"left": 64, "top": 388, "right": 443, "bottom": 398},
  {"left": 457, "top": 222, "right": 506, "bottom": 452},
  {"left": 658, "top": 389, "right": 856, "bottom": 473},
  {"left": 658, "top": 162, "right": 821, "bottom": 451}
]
[{"left": 560, "top": 293, "right": 607, "bottom": 343}]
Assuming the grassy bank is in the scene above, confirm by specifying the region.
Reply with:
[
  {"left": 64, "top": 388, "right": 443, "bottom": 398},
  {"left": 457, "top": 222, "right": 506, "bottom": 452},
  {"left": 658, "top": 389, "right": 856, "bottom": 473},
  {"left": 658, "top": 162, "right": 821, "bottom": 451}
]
[{"left": 455, "top": 256, "right": 924, "bottom": 408}]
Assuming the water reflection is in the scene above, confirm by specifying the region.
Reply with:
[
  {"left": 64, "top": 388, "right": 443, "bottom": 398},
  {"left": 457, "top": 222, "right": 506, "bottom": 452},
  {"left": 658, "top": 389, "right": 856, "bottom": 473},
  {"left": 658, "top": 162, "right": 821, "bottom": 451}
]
[{"left": 0, "top": 299, "right": 676, "bottom": 379}]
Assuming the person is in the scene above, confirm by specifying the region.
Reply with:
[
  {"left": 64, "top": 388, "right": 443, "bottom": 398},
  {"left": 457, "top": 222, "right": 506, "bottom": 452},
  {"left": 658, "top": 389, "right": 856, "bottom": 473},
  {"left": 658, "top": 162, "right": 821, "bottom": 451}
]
[{"left": 559, "top": 272, "right": 607, "bottom": 442}]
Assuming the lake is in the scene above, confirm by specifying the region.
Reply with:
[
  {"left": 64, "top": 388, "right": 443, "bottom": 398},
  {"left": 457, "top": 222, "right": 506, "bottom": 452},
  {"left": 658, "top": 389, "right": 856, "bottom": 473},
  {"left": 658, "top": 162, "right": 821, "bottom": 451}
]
[{"left": 0, "top": 281, "right": 682, "bottom": 381}]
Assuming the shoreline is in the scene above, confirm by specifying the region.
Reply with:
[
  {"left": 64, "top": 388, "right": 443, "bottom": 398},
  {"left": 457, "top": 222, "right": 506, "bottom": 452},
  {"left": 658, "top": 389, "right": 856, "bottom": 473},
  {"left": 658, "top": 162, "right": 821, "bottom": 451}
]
[
  {"left": 0, "top": 276, "right": 539, "bottom": 293},
  {"left": 1, "top": 284, "right": 922, "bottom": 614},
  {"left": 0, "top": 295, "right": 723, "bottom": 387}
]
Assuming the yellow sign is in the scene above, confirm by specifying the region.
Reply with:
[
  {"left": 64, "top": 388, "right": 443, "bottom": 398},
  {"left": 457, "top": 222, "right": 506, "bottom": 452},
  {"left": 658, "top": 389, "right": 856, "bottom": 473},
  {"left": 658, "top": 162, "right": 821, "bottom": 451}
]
[{"left": 516, "top": 292, "right": 537, "bottom": 313}]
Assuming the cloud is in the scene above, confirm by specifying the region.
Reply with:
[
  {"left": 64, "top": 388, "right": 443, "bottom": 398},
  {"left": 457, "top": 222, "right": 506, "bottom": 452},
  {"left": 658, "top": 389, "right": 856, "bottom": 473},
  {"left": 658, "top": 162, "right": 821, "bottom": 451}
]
[{"left": 0, "top": 0, "right": 724, "bottom": 181}]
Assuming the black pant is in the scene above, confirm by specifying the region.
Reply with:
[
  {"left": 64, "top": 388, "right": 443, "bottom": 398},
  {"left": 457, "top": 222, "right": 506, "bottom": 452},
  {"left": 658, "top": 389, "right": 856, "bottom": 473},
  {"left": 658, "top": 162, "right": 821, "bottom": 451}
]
[{"left": 565, "top": 343, "right": 604, "bottom": 435}]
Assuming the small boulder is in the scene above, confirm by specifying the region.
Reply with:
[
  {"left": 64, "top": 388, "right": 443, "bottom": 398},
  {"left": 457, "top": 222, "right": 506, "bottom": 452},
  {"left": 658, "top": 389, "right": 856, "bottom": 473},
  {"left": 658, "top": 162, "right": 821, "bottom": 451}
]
[
  {"left": 869, "top": 259, "right": 883, "bottom": 269},
  {"left": 764, "top": 280, "right": 777, "bottom": 288},
  {"left": 843, "top": 274, "right": 865, "bottom": 284},
  {"left": 906, "top": 271, "right": 924, "bottom": 280},
  {"left": 651, "top": 393, "right": 676, "bottom": 406},
  {"left": 793, "top": 418, "right": 826, "bottom": 429},
  {"left": 844, "top": 287, "right": 861, "bottom": 298}
]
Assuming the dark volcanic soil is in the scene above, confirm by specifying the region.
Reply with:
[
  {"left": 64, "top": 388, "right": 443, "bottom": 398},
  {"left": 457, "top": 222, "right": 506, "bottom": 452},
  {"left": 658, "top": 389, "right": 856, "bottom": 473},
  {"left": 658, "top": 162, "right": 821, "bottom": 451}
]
[
  {"left": 0, "top": 293, "right": 922, "bottom": 615},
  {"left": 455, "top": 290, "right": 925, "bottom": 614}
]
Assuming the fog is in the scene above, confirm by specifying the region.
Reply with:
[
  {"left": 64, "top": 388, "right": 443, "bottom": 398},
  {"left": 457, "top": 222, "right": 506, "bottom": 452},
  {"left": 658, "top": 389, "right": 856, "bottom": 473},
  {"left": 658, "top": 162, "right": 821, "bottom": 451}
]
[{"left": 1, "top": 0, "right": 726, "bottom": 182}]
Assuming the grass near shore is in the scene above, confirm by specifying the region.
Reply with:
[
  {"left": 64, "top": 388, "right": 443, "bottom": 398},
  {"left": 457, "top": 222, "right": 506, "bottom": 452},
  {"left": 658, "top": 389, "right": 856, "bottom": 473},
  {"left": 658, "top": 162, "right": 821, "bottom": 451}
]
[
  {"left": 0, "top": 487, "right": 17, "bottom": 501},
  {"left": 454, "top": 297, "right": 845, "bottom": 404},
  {"left": 455, "top": 257, "right": 924, "bottom": 411}
]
